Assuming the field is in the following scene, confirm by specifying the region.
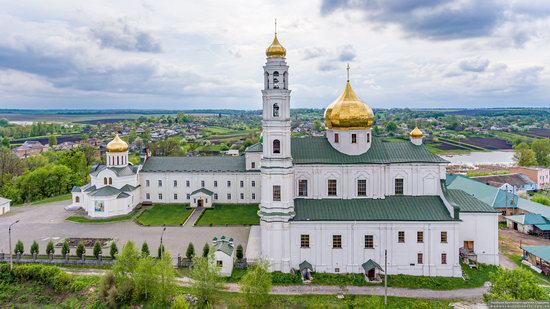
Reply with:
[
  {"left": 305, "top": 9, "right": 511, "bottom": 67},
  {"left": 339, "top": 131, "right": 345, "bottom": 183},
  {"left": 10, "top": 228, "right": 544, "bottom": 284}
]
[
  {"left": 463, "top": 137, "right": 512, "bottom": 150},
  {"left": 195, "top": 204, "right": 260, "bottom": 226},
  {"left": 135, "top": 204, "right": 193, "bottom": 226},
  {"left": 518, "top": 128, "right": 550, "bottom": 138}
]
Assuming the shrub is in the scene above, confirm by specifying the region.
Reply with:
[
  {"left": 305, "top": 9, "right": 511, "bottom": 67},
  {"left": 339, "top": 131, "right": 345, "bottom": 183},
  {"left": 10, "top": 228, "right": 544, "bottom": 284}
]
[
  {"left": 110, "top": 242, "right": 118, "bottom": 259},
  {"left": 186, "top": 242, "right": 195, "bottom": 259},
  {"left": 485, "top": 267, "right": 549, "bottom": 301},
  {"left": 30, "top": 240, "right": 39, "bottom": 255},
  {"left": 46, "top": 240, "right": 55, "bottom": 255},
  {"left": 271, "top": 271, "right": 302, "bottom": 284},
  {"left": 76, "top": 242, "right": 85, "bottom": 259},
  {"left": 171, "top": 294, "right": 190, "bottom": 309},
  {"left": 61, "top": 240, "right": 70, "bottom": 257},
  {"left": 93, "top": 241, "right": 102, "bottom": 259},
  {"left": 240, "top": 260, "right": 271, "bottom": 307},
  {"left": 99, "top": 271, "right": 116, "bottom": 300},
  {"left": 236, "top": 244, "right": 244, "bottom": 260},
  {"left": 14, "top": 240, "right": 24, "bottom": 254},
  {"left": 141, "top": 241, "right": 150, "bottom": 257},
  {"left": 202, "top": 243, "right": 210, "bottom": 257},
  {"left": 11, "top": 264, "right": 72, "bottom": 292}
]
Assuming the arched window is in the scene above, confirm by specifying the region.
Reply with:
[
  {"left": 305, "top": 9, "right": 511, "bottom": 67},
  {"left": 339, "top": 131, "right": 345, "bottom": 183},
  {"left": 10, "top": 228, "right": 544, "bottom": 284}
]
[
  {"left": 117, "top": 156, "right": 120, "bottom": 165},
  {"left": 273, "top": 139, "right": 281, "bottom": 154},
  {"left": 109, "top": 177, "right": 113, "bottom": 185},
  {"left": 273, "top": 103, "right": 280, "bottom": 117},
  {"left": 367, "top": 133, "right": 370, "bottom": 143},
  {"left": 75, "top": 196, "right": 80, "bottom": 203},
  {"left": 104, "top": 177, "right": 107, "bottom": 185},
  {"left": 273, "top": 71, "right": 279, "bottom": 89},
  {"left": 283, "top": 71, "right": 288, "bottom": 89},
  {"left": 264, "top": 72, "right": 269, "bottom": 89}
]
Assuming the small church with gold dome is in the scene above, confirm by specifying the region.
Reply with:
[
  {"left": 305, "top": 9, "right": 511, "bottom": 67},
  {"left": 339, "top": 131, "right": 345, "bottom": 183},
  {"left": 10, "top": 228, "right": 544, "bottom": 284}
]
[{"left": 69, "top": 30, "right": 499, "bottom": 277}]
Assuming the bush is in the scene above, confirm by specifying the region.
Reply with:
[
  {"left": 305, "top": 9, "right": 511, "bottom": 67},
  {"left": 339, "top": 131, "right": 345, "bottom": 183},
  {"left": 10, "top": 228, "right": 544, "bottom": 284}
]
[
  {"left": 46, "top": 240, "right": 55, "bottom": 255},
  {"left": 93, "top": 241, "right": 102, "bottom": 259},
  {"left": 171, "top": 294, "right": 190, "bottom": 309},
  {"left": 11, "top": 264, "right": 73, "bottom": 292},
  {"left": 14, "top": 240, "right": 24, "bottom": 254},
  {"left": 485, "top": 267, "right": 549, "bottom": 301},
  {"left": 186, "top": 242, "right": 195, "bottom": 259},
  {"left": 61, "top": 240, "right": 70, "bottom": 257},
  {"left": 240, "top": 260, "right": 271, "bottom": 307},
  {"left": 271, "top": 271, "right": 302, "bottom": 284},
  {"left": 76, "top": 242, "right": 85, "bottom": 259},
  {"left": 30, "top": 240, "right": 39, "bottom": 255},
  {"left": 141, "top": 241, "right": 150, "bottom": 257},
  {"left": 110, "top": 242, "right": 118, "bottom": 259},
  {"left": 236, "top": 244, "right": 244, "bottom": 260},
  {"left": 99, "top": 271, "right": 116, "bottom": 300},
  {"left": 202, "top": 243, "right": 210, "bottom": 257}
]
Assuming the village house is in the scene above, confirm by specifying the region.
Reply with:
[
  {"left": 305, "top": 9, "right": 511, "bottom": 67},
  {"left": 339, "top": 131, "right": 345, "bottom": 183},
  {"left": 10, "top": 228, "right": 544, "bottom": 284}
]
[{"left": 11, "top": 141, "right": 49, "bottom": 158}]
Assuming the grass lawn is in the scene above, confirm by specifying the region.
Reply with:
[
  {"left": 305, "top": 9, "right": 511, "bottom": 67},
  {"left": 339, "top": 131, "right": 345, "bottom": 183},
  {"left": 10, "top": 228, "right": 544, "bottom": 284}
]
[
  {"left": 66, "top": 210, "right": 139, "bottom": 223},
  {"left": 26, "top": 193, "right": 72, "bottom": 206},
  {"left": 135, "top": 204, "right": 193, "bottom": 226},
  {"left": 195, "top": 204, "right": 259, "bottom": 226}
]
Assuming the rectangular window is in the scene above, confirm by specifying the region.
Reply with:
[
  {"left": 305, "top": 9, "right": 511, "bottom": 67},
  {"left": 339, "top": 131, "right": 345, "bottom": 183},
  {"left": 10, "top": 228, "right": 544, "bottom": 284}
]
[
  {"left": 217, "top": 260, "right": 223, "bottom": 267},
  {"left": 186, "top": 194, "right": 190, "bottom": 200},
  {"left": 158, "top": 180, "right": 163, "bottom": 187},
  {"left": 251, "top": 193, "right": 256, "bottom": 200},
  {"left": 298, "top": 179, "right": 308, "bottom": 197},
  {"left": 417, "top": 253, "right": 423, "bottom": 264},
  {"left": 186, "top": 180, "right": 190, "bottom": 187},
  {"left": 214, "top": 181, "right": 218, "bottom": 187},
  {"left": 173, "top": 180, "right": 177, "bottom": 187},
  {"left": 146, "top": 180, "right": 150, "bottom": 187},
  {"left": 227, "top": 181, "right": 231, "bottom": 187},
  {"left": 352, "top": 133, "right": 357, "bottom": 143},
  {"left": 300, "top": 234, "right": 310, "bottom": 248},
  {"left": 441, "top": 253, "right": 447, "bottom": 264},
  {"left": 227, "top": 193, "right": 231, "bottom": 200},
  {"left": 398, "top": 231, "right": 405, "bottom": 243},
  {"left": 214, "top": 193, "right": 218, "bottom": 200},
  {"left": 328, "top": 179, "right": 337, "bottom": 196},
  {"left": 240, "top": 193, "right": 244, "bottom": 200},
  {"left": 201, "top": 180, "right": 205, "bottom": 188},
  {"left": 334, "top": 133, "right": 339, "bottom": 143},
  {"left": 417, "top": 231, "right": 424, "bottom": 243},
  {"left": 240, "top": 181, "right": 244, "bottom": 188},
  {"left": 395, "top": 178, "right": 404, "bottom": 195},
  {"left": 174, "top": 193, "right": 178, "bottom": 200},
  {"left": 357, "top": 179, "right": 367, "bottom": 196},
  {"left": 367, "top": 133, "right": 370, "bottom": 143},
  {"left": 252, "top": 181, "right": 256, "bottom": 187},
  {"left": 251, "top": 162, "right": 256, "bottom": 169},
  {"left": 146, "top": 193, "right": 150, "bottom": 200},
  {"left": 273, "top": 185, "right": 281, "bottom": 201},
  {"left": 333, "top": 235, "right": 342, "bottom": 249},
  {"left": 364, "top": 235, "right": 374, "bottom": 249},
  {"left": 441, "top": 231, "right": 448, "bottom": 243},
  {"left": 158, "top": 193, "right": 163, "bottom": 200}
]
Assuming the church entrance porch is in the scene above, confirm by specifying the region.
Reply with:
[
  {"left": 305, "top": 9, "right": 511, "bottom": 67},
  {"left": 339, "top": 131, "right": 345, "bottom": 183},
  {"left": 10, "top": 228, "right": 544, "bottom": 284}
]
[
  {"left": 362, "top": 259, "right": 384, "bottom": 282},
  {"left": 190, "top": 188, "right": 214, "bottom": 208},
  {"left": 197, "top": 199, "right": 204, "bottom": 208}
]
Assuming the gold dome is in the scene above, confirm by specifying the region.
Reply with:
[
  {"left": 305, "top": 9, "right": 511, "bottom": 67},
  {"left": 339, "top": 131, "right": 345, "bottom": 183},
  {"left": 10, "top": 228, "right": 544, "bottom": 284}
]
[
  {"left": 266, "top": 33, "right": 286, "bottom": 58},
  {"left": 324, "top": 81, "right": 374, "bottom": 130},
  {"left": 410, "top": 127, "right": 424, "bottom": 138},
  {"left": 106, "top": 134, "right": 128, "bottom": 153}
]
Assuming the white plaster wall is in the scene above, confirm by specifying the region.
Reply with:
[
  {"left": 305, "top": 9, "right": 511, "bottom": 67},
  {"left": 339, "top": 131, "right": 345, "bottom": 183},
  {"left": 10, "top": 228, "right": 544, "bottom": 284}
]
[
  {"left": 214, "top": 251, "right": 234, "bottom": 277},
  {"left": 245, "top": 152, "right": 262, "bottom": 170},
  {"left": 0, "top": 202, "right": 9, "bottom": 216},
  {"left": 326, "top": 129, "right": 372, "bottom": 155},
  {"left": 140, "top": 172, "right": 261, "bottom": 204},
  {"left": 86, "top": 193, "right": 138, "bottom": 218},
  {"left": 458, "top": 213, "right": 499, "bottom": 265},
  {"left": 91, "top": 169, "right": 139, "bottom": 189}
]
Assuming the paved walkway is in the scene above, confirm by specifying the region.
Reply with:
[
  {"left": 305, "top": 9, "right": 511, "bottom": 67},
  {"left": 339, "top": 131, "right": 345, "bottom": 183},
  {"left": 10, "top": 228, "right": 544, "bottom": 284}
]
[
  {"left": 185, "top": 207, "right": 204, "bottom": 227},
  {"left": 64, "top": 269, "right": 487, "bottom": 299},
  {"left": 499, "top": 254, "right": 517, "bottom": 270}
]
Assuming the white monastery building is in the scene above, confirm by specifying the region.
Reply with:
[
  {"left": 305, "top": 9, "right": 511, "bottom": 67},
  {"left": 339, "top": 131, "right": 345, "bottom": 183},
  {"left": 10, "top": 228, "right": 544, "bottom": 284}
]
[{"left": 70, "top": 31, "right": 499, "bottom": 277}]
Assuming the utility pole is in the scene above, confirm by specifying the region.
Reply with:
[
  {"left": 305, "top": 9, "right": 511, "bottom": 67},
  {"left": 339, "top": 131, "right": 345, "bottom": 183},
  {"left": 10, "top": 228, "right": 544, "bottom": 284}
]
[
  {"left": 384, "top": 249, "right": 388, "bottom": 305},
  {"left": 160, "top": 225, "right": 167, "bottom": 258},
  {"left": 9, "top": 220, "right": 20, "bottom": 271}
]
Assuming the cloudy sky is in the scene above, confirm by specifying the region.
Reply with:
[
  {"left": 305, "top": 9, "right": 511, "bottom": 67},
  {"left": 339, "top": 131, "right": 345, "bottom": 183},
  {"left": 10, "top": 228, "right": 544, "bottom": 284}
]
[{"left": 1, "top": 0, "right": 549, "bottom": 110}]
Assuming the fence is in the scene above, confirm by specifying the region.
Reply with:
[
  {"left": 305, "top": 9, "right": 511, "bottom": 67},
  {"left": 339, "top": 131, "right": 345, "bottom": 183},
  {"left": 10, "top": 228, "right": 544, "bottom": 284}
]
[{"left": 0, "top": 252, "right": 113, "bottom": 266}]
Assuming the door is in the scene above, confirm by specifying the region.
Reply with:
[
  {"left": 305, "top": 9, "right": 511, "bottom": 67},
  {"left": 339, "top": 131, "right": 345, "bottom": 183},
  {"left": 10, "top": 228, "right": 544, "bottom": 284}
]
[
  {"left": 197, "top": 199, "right": 203, "bottom": 207},
  {"left": 513, "top": 222, "right": 518, "bottom": 230},
  {"left": 464, "top": 241, "right": 474, "bottom": 251},
  {"left": 367, "top": 269, "right": 375, "bottom": 280}
]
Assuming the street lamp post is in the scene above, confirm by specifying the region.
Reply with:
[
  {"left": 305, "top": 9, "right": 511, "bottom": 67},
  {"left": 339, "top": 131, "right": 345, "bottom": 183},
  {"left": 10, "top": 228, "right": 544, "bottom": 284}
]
[
  {"left": 9, "top": 220, "right": 20, "bottom": 271},
  {"left": 160, "top": 225, "right": 167, "bottom": 258}
]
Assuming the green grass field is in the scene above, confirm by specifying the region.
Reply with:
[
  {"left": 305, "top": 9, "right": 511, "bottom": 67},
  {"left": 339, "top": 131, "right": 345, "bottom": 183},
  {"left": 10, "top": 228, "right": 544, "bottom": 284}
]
[
  {"left": 195, "top": 204, "right": 260, "bottom": 226},
  {"left": 65, "top": 210, "right": 138, "bottom": 223},
  {"left": 135, "top": 204, "right": 193, "bottom": 226},
  {"left": 28, "top": 194, "right": 72, "bottom": 205}
]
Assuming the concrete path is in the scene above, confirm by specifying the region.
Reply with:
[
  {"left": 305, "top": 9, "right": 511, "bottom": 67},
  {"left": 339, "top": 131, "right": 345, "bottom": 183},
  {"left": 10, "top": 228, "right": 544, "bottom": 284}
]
[
  {"left": 185, "top": 207, "right": 204, "bottom": 227},
  {"left": 499, "top": 254, "right": 517, "bottom": 270},
  {"left": 64, "top": 268, "right": 487, "bottom": 299}
]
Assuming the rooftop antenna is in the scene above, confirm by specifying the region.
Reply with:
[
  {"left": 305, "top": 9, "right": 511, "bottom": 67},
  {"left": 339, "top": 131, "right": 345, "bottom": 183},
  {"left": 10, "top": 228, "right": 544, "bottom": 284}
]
[{"left": 346, "top": 63, "right": 350, "bottom": 82}]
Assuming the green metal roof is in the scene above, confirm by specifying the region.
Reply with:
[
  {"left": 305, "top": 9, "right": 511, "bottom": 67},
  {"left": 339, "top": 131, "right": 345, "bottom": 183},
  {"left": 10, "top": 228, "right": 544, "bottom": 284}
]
[
  {"left": 120, "top": 184, "right": 138, "bottom": 192},
  {"left": 191, "top": 188, "right": 214, "bottom": 196},
  {"left": 89, "top": 186, "right": 123, "bottom": 197},
  {"left": 446, "top": 174, "right": 518, "bottom": 209},
  {"left": 141, "top": 156, "right": 254, "bottom": 173},
  {"left": 291, "top": 137, "right": 448, "bottom": 165},
  {"left": 90, "top": 165, "right": 138, "bottom": 177},
  {"left": 522, "top": 246, "right": 550, "bottom": 262},
  {"left": 506, "top": 214, "right": 549, "bottom": 225},
  {"left": 299, "top": 260, "right": 313, "bottom": 271},
  {"left": 292, "top": 196, "right": 456, "bottom": 222},
  {"left": 535, "top": 224, "right": 550, "bottom": 231},
  {"left": 71, "top": 186, "right": 82, "bottom": 193},
  {"left": 443, "top": 188, "right": 498, "bottom": 213},
  {"left": 214, "top": 240, "right": 234, "bottom": 256},
  {"left": 362, "top": 259, "right": 383, "bottom": 272},
  {"left": 245, "top": 143, "right": 262, "bottom": 152}
]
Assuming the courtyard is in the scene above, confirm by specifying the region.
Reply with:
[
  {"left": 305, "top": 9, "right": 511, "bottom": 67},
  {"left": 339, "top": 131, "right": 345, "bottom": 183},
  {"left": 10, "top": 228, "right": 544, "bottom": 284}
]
[{"left": 0, "top": 200, "right": 252, "bottom": 261}]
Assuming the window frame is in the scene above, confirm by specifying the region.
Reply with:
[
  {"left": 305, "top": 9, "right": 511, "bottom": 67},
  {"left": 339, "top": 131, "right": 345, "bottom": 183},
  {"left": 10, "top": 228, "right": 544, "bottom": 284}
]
[
  {"left": 398, "top": 231, "right": 405, "bottom": 243},
  {"left": 357, "top": 179, "right": 367, "bottom": 196},
  {"left": 328, "top": 179, "right": 337, "bottom": 196},
  {"left": 273, "top": 185, "right": 281, "bottom": 201},
  {"left": 394, "top": 178, "right": 404, "bottom": 195},
  {"left": 332, "top": 235, "right": 342, "bottom": 249},
  {"left": 417, "top": 231, "right": 424, "bottom": 243},
  {"left": 441, "top": 231, "right": 448, "bottom": 243},
  {"left": 364, "top": 235, "right": 374, "bottom": 249},
  {"left": 300, "top": 234, "right": 310, "bottom": 248},
  {"left": 298, "top": 179, "right": 308, "bottom": 197},
  {"left": 441, "top": 253, "right": 447, "bottom": 264},
  {"left": 417, "top": 253, "right": 423, "bottom": 264},
  {"left": 351, "top": 133, "right": 357, "bottom": 144}
]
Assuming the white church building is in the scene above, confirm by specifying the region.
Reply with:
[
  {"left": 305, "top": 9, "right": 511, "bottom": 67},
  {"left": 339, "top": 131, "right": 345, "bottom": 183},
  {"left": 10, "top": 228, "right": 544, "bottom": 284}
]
[{"left": 70, "top": 31, "right": 499, "bottom": 277}]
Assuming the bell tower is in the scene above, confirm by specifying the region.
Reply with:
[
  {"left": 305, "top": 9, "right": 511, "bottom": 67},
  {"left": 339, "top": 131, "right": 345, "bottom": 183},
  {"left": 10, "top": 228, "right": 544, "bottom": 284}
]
[{"left": 259, "top": 23, "right": 295, "bottom": 272}]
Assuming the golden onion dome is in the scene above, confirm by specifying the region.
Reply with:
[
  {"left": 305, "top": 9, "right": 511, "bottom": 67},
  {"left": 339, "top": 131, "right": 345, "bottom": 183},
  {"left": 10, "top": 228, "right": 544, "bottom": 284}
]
[
  {"left": 106, "top": 134, "right": 128, "bottom": 153},
  {"left": 410, "top": 127, "right": 424, "bottom": 138},
  {"left": 324, "top": 81, "right": 374, "bottom": 130},
  {"left": 266, "top": 33, "right": 286, "bottom": 58}
]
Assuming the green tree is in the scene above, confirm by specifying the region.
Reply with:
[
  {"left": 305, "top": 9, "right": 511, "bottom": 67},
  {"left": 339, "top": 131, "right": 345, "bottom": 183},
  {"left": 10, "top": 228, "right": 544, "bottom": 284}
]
[
  {"left": 186, "top": 242, "right": 195, "bottom": 259},
  {"left": 236, "top": 244, "right": 244, "bottom": 260},
  {"left": 112, "top": 241, "right": 140, "bottom": 278},
  {"left": 46, "top": 240, "right": 55, "bottom": 256},
  {"left": 30, "top": 240, "right": 39, "bottom": 255},
  {"left": 61, "top": 240, "right": 70, "bottom": 257},
  {"left": 110, "top": 242, "right": 118, "bottom": 259},
  {"left": 531, "top": 139, "right": 550, "bottom": 166},
  {"left": 202, "top": 243, "right": 210, "bottom": 257},
  {"left": 134, "top": 256, "right": 157, "bottom": 301},
  {"left": 158, "top": 243, "right": 165, "bottom": 258},
  {"left": 1, "top": 137, "right": 9, "bottom": 148},
  {"left": 48, "top": 134, "right": 58, "bottom": 146},
  {"left": 312, "top": 119, "right": 324, "bottom": 132},
  {"left": 190, "top": 252, "right": 224, "bottom": 307},
  {"left": 76, "top": 242, "right": 85, "bottom": 259},
  {"left": 14, "top": 240, "right": 24, "bottom": 254},
  {"left": 154, "top": 251, "right": 177, "bottom": 305},
  {"left": 171, "top": 295, "right": 190, "bottom": 309},
  {"left": 485, "top": 267, "right": 549, "bottom": 301},
  {"left": 141, "top": 241, "right": 150, "bottom": 257},
  {"left": 240, "top": 260, "right": 272, "bottom": 308},
  {"left": 385, "top": 121, "right": 398, "bottom": 133},
  {"left": 93, "top": 241, "right": 102, "bottom": 259}
]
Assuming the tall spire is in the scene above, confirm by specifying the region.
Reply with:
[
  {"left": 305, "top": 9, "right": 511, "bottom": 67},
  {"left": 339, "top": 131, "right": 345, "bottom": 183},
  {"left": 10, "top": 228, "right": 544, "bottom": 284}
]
[
  {"left": 346, "top": 63, "right": 350, "bottom": 82},
  {"left": 275, "top": 18, "right": 277, "bottom": 35}
]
